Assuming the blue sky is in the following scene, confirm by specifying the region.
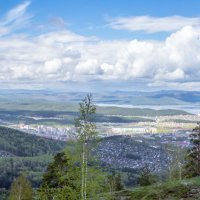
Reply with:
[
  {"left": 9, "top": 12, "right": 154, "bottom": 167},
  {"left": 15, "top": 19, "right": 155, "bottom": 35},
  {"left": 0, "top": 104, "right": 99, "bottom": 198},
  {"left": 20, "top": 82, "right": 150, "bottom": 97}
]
[
  {"left": 2, "top": 0, "right": 200, "bottom": 39},
  {"left": 0, "top": 0, "right": 200, "bottom": 91}
]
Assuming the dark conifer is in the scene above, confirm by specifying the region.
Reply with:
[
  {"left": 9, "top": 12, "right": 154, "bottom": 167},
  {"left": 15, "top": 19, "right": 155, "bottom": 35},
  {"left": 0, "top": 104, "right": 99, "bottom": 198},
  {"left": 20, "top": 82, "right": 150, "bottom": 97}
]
[{"left": 185, "top": 122, "right": 200, "bottom": 177}]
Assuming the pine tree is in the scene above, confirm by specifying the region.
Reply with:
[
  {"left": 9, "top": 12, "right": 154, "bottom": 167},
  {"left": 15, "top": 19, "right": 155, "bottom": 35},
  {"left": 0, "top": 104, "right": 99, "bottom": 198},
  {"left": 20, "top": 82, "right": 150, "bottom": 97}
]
[
  {"left": 39, "top": 152, "right": 80, "bottom": 200},
  {"left": 9, "top": 174, "right": 32, "bottom": 200},
  {"left": 185, "top": 122, "right": 200, "bottom": 177}
]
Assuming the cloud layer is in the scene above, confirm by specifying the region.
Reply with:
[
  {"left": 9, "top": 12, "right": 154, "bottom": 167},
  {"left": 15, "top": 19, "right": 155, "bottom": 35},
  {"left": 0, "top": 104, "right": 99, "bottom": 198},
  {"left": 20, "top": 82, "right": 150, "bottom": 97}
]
[
  {"left": 108, "top": 15, "right": 200, "bottom": 33},
  {"left": 0, "top": 1, "right": 32, "bottom": 36},
  {"left": 0, "top": 2, "right": 200, "bottom": 90}
]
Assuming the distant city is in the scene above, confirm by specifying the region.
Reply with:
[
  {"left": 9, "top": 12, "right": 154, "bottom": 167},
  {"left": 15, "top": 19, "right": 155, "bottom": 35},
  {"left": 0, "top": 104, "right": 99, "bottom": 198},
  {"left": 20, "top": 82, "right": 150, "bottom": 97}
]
[{"left": 8, "top": 114, "right": 199, "bottom": 140}]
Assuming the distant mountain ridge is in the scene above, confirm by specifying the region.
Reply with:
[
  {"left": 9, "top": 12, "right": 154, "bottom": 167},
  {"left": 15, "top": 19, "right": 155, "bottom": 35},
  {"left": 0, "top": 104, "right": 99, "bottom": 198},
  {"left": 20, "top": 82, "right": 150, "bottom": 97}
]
[
  {"left": 103, "top": 90, "right": 200, "bottom": 105},
  {"left": 149, "top": 90, "right": 200, "bottom": 103},
  {"left": 0, "top": 89, "right": 199, "bottom": 105}
]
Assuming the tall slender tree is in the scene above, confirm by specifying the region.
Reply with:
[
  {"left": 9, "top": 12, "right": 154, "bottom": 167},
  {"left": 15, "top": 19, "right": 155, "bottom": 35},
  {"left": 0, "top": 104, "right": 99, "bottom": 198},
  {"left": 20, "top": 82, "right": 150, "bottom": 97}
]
[
  {"left": 38, "top": 94, "right": 107, "bottom": 199},
  {"left": 165, "top": 144, "right": 186, "bottom": 181},
  {"left": 75, "top": 94, "right": 98, "bottom": 200},
  {"left": 9, "top": 174, "right": 32, "bottom": 200},
  {"left": 185, "top": 122, "right": 200, "bottom": 177}
]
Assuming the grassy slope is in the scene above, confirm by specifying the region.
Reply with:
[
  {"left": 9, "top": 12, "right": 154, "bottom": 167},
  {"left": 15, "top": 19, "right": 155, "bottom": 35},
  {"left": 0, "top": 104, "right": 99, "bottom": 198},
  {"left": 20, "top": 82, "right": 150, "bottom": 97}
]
[{"left": 123, "top": 177, "right": 200, "bottom": 200}]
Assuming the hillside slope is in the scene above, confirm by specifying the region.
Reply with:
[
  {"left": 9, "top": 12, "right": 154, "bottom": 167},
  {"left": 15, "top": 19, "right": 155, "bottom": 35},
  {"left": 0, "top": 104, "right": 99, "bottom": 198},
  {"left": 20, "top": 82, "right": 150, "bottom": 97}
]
[
  {"left": 118, "top": 177, "right": 200, "bottom": 200},
  {"left": 0, "top": 126, "right": 66, "bottom": 195},
  {"left": 0, "top": 126, "right": 66, "bottom": 156}
]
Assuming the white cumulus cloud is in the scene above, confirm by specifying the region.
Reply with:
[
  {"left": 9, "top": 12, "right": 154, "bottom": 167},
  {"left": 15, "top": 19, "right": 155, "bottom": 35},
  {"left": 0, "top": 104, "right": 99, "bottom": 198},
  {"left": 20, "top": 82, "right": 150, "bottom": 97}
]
[
  {"left": 44, "top": 59, "right": 62, "bottom": 74},
  {"left": 0, "top": 25, "right": 200, "bottom": 89},
  {"left": 0, "top": 2, "right": 200, "bottom": 90}
]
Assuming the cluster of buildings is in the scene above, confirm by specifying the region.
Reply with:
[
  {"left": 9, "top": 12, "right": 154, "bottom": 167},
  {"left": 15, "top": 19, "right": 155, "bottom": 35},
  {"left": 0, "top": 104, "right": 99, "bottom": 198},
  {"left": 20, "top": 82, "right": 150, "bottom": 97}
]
[
  {"left": 156, "top": 114, "right": 200, "bottom": 122},
  {"left": 4, "top": 113, "right": 195, "bottom": 172},
  {"left": 97, "top": 135, "right": 169, "bottom": 172},
  {"left": 16, "top": 124, "right": 74, "bottom": 141},
  {"left": 97, "top": 132, "right": 189, "bottom": 172},
  {"left": 96, "top": 114, "right": 200, "bottom": 137},
  {"left": 110, "top": 127, "right": 157, "bottom": 135},
  {"left": 16, "top": 123, "right": 159, "bottom": 139},
  {"left": 15, "top": 113, "right": 196, "bottom": 140}
]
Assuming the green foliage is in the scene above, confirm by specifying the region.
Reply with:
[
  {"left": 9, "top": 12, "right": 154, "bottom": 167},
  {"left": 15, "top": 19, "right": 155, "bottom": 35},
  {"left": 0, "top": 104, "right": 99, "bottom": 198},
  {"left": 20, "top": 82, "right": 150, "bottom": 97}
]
[
  {"left": 165, "top": 144, "right": 186, "bottom": 181},
  {"left": 130, "top": 180, "right": 189, "bottom": 200},
  {"left": 38, "top": 95, "right": 111, "bottom": 200},
  {"left": 0, "top": 125, "right": 65, "bottom": 191},
  {"left": 84, "top": 167, "right": 109, "bottom": 200},
  {"left": 191, "top": 176, "right": 200, "bottom": 185},
  {"left": 0, "top": 155, "right": 52, "bottom": 189},
  {"left": 9, "top": 174, "right": 33, "bottom": 200},
  {"left": 0, "top": 126, "right": 65, "bottom": 156},
  {"left": 75, "top": 94, "right": 97, "bottom": 142},
  {"left": 38, "top": 151, "right": 108, "bottom": 200},
  {"left": 75, "top": 94, "right": 100, "bottom": 200},
  {"left": 107, "top": 172, "right": 124, "bottom": 193},
  {"left": 185, "top": 122, "right": 200, "bottom": 178},
  {"left": 138, "top": 165, "right": 157, "bottom": 186},
  {"left": 38, "top": 152, "right": 80, "bottom": 200},
  {"left": 44, "top": 152, "right": 79, "bottom": 188},
  {"left": 96, "top": 106, "right": 188, "bottom": 117}
]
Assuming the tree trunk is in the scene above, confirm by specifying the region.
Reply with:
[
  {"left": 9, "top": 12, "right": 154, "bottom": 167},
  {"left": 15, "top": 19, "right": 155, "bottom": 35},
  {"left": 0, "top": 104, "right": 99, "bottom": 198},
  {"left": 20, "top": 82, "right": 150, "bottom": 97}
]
[
  {"left": 81, "top": 143, "right": 85, "bottom": 200},
  {"left": 84, "top": 143, "right": 88, "bottom": 200}
]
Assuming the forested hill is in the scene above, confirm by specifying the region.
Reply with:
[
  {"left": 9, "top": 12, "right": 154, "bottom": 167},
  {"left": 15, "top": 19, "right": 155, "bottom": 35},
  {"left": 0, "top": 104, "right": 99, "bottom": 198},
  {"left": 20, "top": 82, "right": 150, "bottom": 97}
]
[
  {"left": 0, "top": 126, "right": 66, "bottom": 195},
  {"left": 97, "top": 106, "right": 189, "bottom": 116},
  {"left": 0, "top": 126, "right": 66, "bottom": 157}
]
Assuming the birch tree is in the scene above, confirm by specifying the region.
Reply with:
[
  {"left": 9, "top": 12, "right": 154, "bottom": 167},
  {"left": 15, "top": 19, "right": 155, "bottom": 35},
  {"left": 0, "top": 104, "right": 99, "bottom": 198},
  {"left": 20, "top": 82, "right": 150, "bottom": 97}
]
[
  {"left": 75, "top": 94, "right": 98, "bottom": 200},
  {"left": 9, "top": 174, "right": 32, "bottom": 200}
]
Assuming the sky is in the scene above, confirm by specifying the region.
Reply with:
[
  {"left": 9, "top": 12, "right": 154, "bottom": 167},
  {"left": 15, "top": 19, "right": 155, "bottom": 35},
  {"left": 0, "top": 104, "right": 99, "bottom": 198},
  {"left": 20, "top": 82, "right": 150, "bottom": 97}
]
[{"left": 0, "top": 0, "right": 200, "bottom": 92}]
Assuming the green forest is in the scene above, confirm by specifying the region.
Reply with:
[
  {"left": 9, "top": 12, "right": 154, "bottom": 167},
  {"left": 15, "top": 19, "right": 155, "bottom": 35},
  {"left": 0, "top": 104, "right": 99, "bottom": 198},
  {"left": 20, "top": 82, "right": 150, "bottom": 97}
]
[{"left": 0, "top": 126, "right": 66, "bottom": 199}]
